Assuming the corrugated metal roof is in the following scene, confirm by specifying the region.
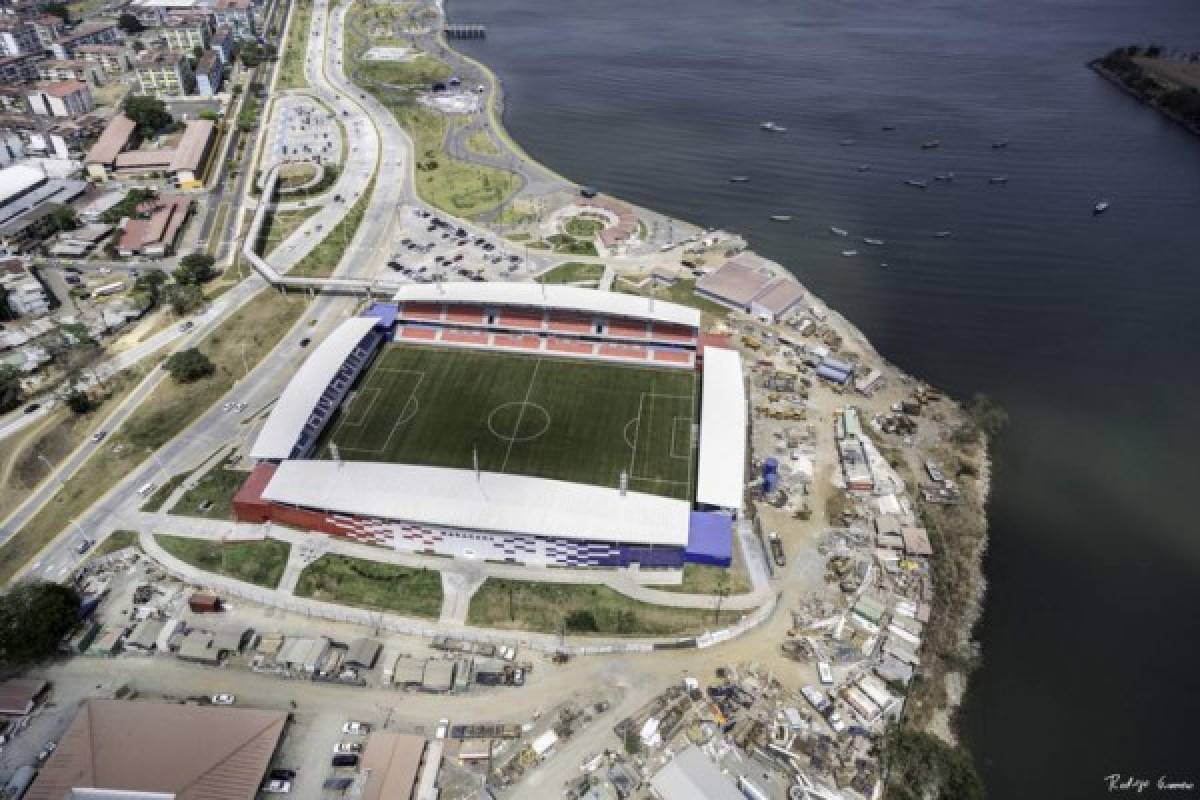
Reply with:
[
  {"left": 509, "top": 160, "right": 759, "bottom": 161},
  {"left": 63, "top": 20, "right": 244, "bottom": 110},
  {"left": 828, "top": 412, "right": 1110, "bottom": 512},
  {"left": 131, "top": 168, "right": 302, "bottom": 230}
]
[
  {"left": 695, "top": 347, "right": 746, "bottom": 510},
  {"left": 262, "top": 459, "right": 691, "bottom": 547},
  {"left": 391, "top": 282, "right": 700, "bottom": 329},
  {"left": 649, "top": 747, "right": 743, "bottom": 800},
  {"left": 84, "top": 114, "right": 135, "bottom": 166},
  {"left": 694, "top": 253, "right": 774, "bottom": 308},
  {"left": 250, "top": 317, "right": 378, "bottom": 460},
  {"left": 361, "top": 733, "right": 425, "bottom": 800}
]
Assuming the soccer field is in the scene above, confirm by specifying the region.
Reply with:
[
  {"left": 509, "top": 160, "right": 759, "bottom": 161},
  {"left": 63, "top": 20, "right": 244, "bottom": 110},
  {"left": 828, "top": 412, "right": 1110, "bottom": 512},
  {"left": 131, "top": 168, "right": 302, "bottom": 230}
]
[{"left": 316, "top": 345, "right": 698, "bottom": 500}]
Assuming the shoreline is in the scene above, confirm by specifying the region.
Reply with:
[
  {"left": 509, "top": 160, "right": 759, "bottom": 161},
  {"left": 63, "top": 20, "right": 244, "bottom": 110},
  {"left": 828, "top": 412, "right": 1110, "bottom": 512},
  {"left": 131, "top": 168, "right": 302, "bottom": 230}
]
[
  {"left": 1088, "top": 58, "right": 1200, "bottom": 138},
  {"left": 432, "top": 4, "right": 993, "bottom": 747}
]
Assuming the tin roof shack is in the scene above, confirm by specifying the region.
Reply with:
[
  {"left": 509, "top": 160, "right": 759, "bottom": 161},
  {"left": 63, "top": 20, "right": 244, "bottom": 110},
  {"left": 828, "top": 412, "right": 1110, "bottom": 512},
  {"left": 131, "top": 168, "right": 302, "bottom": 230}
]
[
  {"left": 345, "top": 637, "right": 381, "bottom": 670},
  {"left": 390, "top": 657, "right": 426, "bottom": 688},
  {"left": 873, "top": 514, "right": 904, "bottom": 551},
  {"left": 176, "top": 630, "right": 219, "bottom": 665},
  {"left": 837, "top": 437, "right": 874, "bottom": 491},
  {"left": 188, "top": 592, "right": 221, "bottom": 613},
  {"left": 361, "top": 732, "right": 426, "bottom": 800},
  {"left": 901, "top": 526, "right": 933, "bottom": 557},
  {"left": 213, "top": 627, "right": 253, "bottom": 657},
  {"left": 421, "top": 659, "right": 455, "bottom": 693},
  {"left": 0, "top": 678, "right": 48, "bottom": 716},
  {"left": 471, "top": 657, "right": 509, "bottom": 687},
  {"left": 278, "top": 636, "right": 331, "bottom": 675},
  {"left": 125, "top": 617, "right": 165, "bottom": 652}
]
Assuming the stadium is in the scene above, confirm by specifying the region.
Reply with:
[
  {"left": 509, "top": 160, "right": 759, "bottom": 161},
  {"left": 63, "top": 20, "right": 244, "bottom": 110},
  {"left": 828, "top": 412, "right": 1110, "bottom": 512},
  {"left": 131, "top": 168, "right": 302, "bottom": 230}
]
[{"left": 233, "top": 283, "right": 747, "bottom": 571}]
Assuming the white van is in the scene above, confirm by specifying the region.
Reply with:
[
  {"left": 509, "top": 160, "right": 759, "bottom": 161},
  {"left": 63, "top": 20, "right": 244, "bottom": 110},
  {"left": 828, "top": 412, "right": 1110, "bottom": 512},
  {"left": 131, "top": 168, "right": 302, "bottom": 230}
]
[{"left": 136, "top": 482, "right": 156, "bottom": 497}]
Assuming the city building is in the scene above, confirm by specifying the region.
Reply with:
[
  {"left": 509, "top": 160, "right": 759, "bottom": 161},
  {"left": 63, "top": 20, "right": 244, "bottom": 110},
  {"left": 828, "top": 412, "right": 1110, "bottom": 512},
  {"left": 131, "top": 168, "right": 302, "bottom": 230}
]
[
  {"left": 210, "top": 24, "right": 233, "bottom": 62},
  {"left": 26, "top": 80, "right": 94, "bottom": 117},
  {"left": 115, "top": 193, "right": 191, "bottom": 256},
  {"left": 26, "top": 15, "right": 65, "bottom": 49},
  {"left": 0, "top": 52, "right": 41, "bottom": 84},
  {"left": 361, "top": 734, "right": 428, "bottom": 800},
  {"left": 0, "top": 258, "right": 49, "bottom": 315},
  {"left": 649, "top": 746, "right": 744, "bottom": 800},
  {"left": 210, "top": 0, "right": 255, "bottom": 40},
  {"left": 73, "top": 44, "right": 132, "bottom": 75},
  {"left": 24, "top": 699, "right": 287, "bottom": 800},
  {"left": 0, "top": 17, "right": 39, "bottom": 56},
  {"left": 36, "top": 58, "right": 105, "bottom": 85},
  {"left": 694, "top": 253, "right": 806, "bottom": 322},
  {"left": 84, "top": 113, "right": 138, "bottom": 179},
  {"left": 159, "top": 11, "right": 211, "bottom": 52},
  {"left": 133, "top": 51, "right": 195, "bottom": 96},
  {"left": 104, "top": 117, "right": 214, "bottom": 185},
  {"left": 49, "top": 21, "right": 119, "bottom": 60},
  {"left": 194, "top": 49, "right": 222, "bottom": 96}
]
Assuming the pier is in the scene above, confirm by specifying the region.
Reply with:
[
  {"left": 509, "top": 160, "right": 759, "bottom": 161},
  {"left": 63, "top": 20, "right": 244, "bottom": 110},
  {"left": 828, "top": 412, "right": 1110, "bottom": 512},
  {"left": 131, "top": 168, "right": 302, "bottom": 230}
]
[{"left": 444, "top": 24, "right": 486, "bottom": 39}]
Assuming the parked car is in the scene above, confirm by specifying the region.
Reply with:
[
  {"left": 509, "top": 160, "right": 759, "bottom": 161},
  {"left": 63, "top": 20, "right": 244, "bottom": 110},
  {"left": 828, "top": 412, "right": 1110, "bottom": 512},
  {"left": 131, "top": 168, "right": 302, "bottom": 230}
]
[
  {"left": 299, "top": 337, "right": 311, "bottom": 348},
  {"left": 341, "top": 721, "right": 370, "bottom": 735},
  {"left": 91, "top": 430, "right": 107, "bottom": 442},
  {"left": 435, "top": 719, "right": 449, "bottom": 739},
  {"left": 211, "top": 694, "right": 236, "bottom": 705},
  {"left": 37, "top": 741, "right": 57, "bottom": 762},
  {"left": 75, "top": 539, "right": 93, "bottom": 555},
  {"left": 331, "top": 754, "right": 359, "bottom": 768},
  {"left": 261, "top": 779, "right": 291, "bottom": 794},
  {"left": 333, "top": 741, "right": 362, "bottom": 754}
]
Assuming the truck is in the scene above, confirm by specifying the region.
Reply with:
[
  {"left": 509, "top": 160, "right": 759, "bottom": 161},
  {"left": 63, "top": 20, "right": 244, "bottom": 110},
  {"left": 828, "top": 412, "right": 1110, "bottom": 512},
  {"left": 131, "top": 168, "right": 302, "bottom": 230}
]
[
  {"left": 767, "top": 532, "right": 786, "bottom": 567},
  {"left": 430, "top": 636, "right": 496, "bottom": 657}
]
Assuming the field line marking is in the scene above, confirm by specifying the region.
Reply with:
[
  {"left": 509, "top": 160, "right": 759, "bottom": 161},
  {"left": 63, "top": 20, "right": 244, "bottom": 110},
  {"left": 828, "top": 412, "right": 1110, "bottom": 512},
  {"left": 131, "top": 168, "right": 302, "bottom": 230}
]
[
  {"left": 629, "top": 392, "right": 646, "bottom": 478},
  {"left": 669, "top": 415, "right": 692, "bottom": 460},
  {"left": 500, "top": 358, "right": 542, "bottom": 473},
  {"left": 341, "top": 387, "right": 381, "bottom": 428}
]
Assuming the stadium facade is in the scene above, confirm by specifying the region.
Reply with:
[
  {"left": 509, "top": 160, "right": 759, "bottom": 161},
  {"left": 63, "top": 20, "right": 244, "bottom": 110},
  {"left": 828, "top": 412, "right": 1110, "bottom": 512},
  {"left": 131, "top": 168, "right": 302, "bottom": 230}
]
[{"left": 234, "top": 283, "right": 747, "bottom": 570}]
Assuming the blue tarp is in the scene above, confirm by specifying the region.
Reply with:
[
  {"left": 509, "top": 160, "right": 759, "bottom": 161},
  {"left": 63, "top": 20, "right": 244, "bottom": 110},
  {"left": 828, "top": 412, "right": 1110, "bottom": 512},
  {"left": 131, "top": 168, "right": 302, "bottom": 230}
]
[
  {"left": 685, "top": 511, "right": 733, "bottom": 566},
  {"left": 362, "top": 303, "right": 398, "bottom": 329},
  {"left": 816, "top": 364, "right": 851, "bottom": 385}
]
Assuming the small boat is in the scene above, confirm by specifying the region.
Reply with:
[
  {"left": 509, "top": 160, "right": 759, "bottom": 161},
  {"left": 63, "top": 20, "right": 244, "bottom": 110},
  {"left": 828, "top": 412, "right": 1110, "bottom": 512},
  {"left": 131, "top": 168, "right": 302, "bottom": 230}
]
[
  {"left": 904, "top": 179, "right": 929, "bottom": 188},
  {"left": 729, "top": 176, "right": 750, "bottom": 183},
  {"left": 760, "top": 121, "right": 788, "bottom": 133},
  {"left": 1093, "top": 200, "right": 1110, "bottom": 214},
  {"left": 862, "top": 237, "right": 885, "bottom": 246},
  {"left": 921, "top": 139, "right": 941, "bottom": 149},
  {"left": 989, "top": 176, "right": 1009, "bottom": 184},
  {"left": 829, "top": 226, "right": 849, "bottom": 236},
  {"left": 992, "top": 139, "right": 1009, "bottom": 148},
  {"left": 857, "top": 163, "right": 871, "bottom": 172},
  {"left": 840, "top": 138, "right": 856, "bottom": 146},
  {"left": 934, "top": 172, "right": 955, "bottom": 182},
  {"left": 770, "top": 214, "right": 793, "bottom": 222},
  {"left": 934, "top": 230, "right": 952, "bottom": 238},
  {"left": 880, "top": 262, "right": 890, "bottom": 269},
  {"left": 841, "top": 249, "right": 858, "bottom": 257},
  {"left": 882, "top": 124, "right": 896, "bottom": 131}
]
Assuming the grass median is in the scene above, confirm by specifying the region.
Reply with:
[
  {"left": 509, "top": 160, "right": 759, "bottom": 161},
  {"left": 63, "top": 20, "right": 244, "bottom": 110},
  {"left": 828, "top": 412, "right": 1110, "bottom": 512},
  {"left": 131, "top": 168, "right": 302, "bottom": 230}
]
[
  {"left": 254, "top": 207, "right": 320, "bottom": 257},
  {"left": 466, "top": 578, "right": 723, "bottom": 636},
  {"left": 0, "top": 288, "right": 307, "bottom": 586},
  {"left": 171, "top": 464, "right": 248, "bottom": 520},
  {"left": 156, "top": 534, "right": 290, "bottom": 588},
  {"left": 535, "top": 261, "right": 605, "bottom": 285},
  {"left": 288, "top": 173, "right": 376, "bottom": 278},
  {"left": 277, "top": 0, "right": 313, "bottom": 90},
  {"left": 294, "top": 554, "right": 442, "bottom": 618}
]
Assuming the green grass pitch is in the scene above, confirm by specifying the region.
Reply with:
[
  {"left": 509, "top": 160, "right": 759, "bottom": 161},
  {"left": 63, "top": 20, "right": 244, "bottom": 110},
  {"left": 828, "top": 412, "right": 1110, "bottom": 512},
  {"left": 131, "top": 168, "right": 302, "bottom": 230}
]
[{"left": 316, "top": 345, "right": 698, "bottom": 500}]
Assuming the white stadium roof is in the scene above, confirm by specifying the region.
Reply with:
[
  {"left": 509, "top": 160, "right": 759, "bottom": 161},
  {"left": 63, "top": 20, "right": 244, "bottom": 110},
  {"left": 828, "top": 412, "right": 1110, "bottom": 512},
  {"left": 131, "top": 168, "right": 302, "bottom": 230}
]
[
  {"left": 262, "top": 460, "right": 692, "bottom": 547},
  {"left": 251, "top": 317, "right": 378, "bottom": 460},
  {"left": 695, "top": 347, "right": 747, "bottom": 510},
  {"left": 391, "top": 282, "right": 701, "bottom": 329},
  {"left": 0, "top": 165, "right": 46, "bottom": 206}
]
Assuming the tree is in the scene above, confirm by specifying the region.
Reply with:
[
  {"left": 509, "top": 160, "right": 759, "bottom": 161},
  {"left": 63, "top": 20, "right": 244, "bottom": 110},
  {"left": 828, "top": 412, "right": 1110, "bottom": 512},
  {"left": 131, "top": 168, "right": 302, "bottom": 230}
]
[
  {"left": 164, "top": 348, "right": 214, "bottom": 383},
  {"left": 0, "top": 581, "right": 81, "bottom": 666},
  {"left": 117, "top": 12, "right": 145, "bottom": 33},
  {"left": 198, "top": 109, "right": 219, "bottom": 121},
  {"left": 164, "top": 283, "right": 206, "bottom": 315},
  {"left": 122, "top": 94, "right": 172, "bottom": 136},
  {"left": 238, "top": 40, "right": 262, "bottom": 67},
  {"left": 0, "top": 364, "right": 21, "bottom": 413},
  {"left": 131, "top": 270, "right": 167, "bottom": 309},
  {"left": 65, "top": 389, "right": 94, "bottom": 414},
  {"left": 174, "top": 252, "right": 216, "bottom": 285},
  {"left": 40, "top": 1, "right": 69, "bottom": 21}
]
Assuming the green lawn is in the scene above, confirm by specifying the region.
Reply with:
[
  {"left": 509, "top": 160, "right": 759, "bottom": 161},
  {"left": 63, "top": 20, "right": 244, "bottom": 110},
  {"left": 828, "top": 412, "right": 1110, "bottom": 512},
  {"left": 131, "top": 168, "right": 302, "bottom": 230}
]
[
  {"left": 466, "top": 131, "right": 500, "bottom": 156},
  {"left": 546, "top": 234, "right": 598, "bottom": 257},
  {"left": 171, "top": 465, "right": 249, "bottom": 520},
  {"left": 536, "top": 262, "right": 605, "bottom": 285},
  {"left": 254, "top": 207, "right": 320, "bottom": 257},
  {"left": 294, "top": 554, "right": 442, "bottom": 618},
  {"left": 658, "top": 563, "right": 752, "bottom": 595},
  {"left": 289, "top": 173, "right": 375, "bottom": 278},
  {"left": 156, "top": 535, "right": 290, "bottom": 588},
  {"left": 564, "top": 216, "right": 605, "bottom": 238},
  {"left": 140, "top": 470, "right": 193, "bottom": 512},
  {"left": 317, "top": 345, "right": 697, "bottom": 499},
  {"left": 467, "top": 578, "right": 722, "bottom": 636},
  {"left": 92, "top": 530, "right": 139, "bottom": 558},
  {"left": 618, "top": 277, "right": 731, "bottom": 317}
]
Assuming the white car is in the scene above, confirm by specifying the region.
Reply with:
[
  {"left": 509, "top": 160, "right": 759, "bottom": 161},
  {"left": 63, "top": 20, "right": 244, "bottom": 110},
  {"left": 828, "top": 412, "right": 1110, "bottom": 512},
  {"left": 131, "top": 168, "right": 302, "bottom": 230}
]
[
  {"left": 37, "top": 741, "right": 57, "bottom": 762},
  {"left": 333, "top": 741, "right": 362, "bottom": 754},
  {"left": 434, "top": 719, "right": 449, "bottom": 740},
  {"left": 211, "top": 694, "right": 235, "bottom": 705},
  {"left": 261, "top": 779, "right": 291, "bottom": 794},
  {"left": 341, "top": 721, "right": 370, "bottom": 735},
  {"left": 827, "top": 710, "right": 846, "bottom": 734}
]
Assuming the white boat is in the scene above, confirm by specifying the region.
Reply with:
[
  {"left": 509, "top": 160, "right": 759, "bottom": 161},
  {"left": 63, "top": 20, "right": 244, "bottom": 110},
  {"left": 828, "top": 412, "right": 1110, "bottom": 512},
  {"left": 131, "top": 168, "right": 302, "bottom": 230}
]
[
  {"left": 840, "top": 138, "right": 856, "bottom": 146},
  {"left": 830, "top": 226, "right": 848, "bottom": 237},
  {"left": 904, "top": 179, "right": 929, "bottom": 188},
  {"left": 934, "top": 172, "right": 955, "bottom": 182},
  {"left": 989, "top": 176, "right": 1009, "bottom": 184},
  {"left": 863, "top": 237, "right": 884, "bottom": 246},
  {"left": 934, "top": 230, "right": 952, "bottom": 238},
  {"left": 729, "top": 176, "right": 750, "bottom": 183},
  {"left": 1093, "top": 200, "right": 1110, "bottom": 214},
  {"left": 857, "top": 163, "right": 871, "bottom": 172},
  {"left": 992, "top": 138, "right": 1010, "bottom": 148},
  {"left": 760, "top": 121, "right": 787, "bottom": 133},
  {"left": 921, "top": 139, "right": 941, "bottom": 149},
  {"left": 841, "top": 249, "right": 858, "bottom": 257},
  {"left": 770, "top": 214, "right": 792, "bottom": 222}
]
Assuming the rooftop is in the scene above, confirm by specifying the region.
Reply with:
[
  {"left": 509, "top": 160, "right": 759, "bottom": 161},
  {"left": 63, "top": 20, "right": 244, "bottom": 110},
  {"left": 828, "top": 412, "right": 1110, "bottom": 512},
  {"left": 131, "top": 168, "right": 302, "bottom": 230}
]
[
  {"left": 26, "top": 699, "right": 286, "bottom": 800},
  {"left": 361, "top": 733, "right": 426, "bottom": 800},
  {"left": 84, "top": 113, "right": 136, "bottom": 165},
  {"left": 263, "top": 459, "right": 692, "bottom": 547},
  {"left": 695, "top": 347, "right": 747, "bottom": 510},
  {"left": 695, "top": 253, "right": 776, "bottom": 308},
  {"left": 391, "top": 282, "right": 700, "bottom": 329}
]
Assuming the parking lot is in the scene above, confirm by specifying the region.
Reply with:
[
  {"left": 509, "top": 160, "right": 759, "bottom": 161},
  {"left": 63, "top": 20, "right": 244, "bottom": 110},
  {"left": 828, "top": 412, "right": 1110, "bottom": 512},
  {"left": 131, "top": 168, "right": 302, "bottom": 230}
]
[
  {"left": 386, "top": 206, "right": 544, "bottom": 283},
  {"left": 265, "top": 96, "right": 342, "bottom": 168}
]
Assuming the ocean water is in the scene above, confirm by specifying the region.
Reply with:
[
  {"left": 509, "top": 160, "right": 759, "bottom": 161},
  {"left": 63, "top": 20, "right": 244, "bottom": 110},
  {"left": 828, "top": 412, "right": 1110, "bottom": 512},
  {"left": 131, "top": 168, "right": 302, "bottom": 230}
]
[{"left": 446, "top": 0, "right": 1200, "bottom": 796}]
